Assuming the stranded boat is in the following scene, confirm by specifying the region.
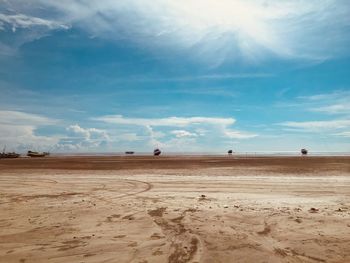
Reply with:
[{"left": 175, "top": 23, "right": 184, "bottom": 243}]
[
  {"left": 153, "top": 148, "right": 161, "bottom": 156},
  {"left": 27, "top": 151, "right": 50, "bottom": 157},
  {"left": 301, "top": 148, "right": 308, "bottom": 155},
  {"left": 0, "top": 147, "right": 20, "bottom": 158},
  {"left": 0, "top": 152, "right": 20, "bottom": 158}
]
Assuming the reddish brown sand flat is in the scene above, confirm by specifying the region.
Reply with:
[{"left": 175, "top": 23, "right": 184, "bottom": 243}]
[
  {"left": 0, "top": 155, "right": 350, "bottom": 172},
  {"left": 0, "top": 156, "right": 350, "bottom": 263}
]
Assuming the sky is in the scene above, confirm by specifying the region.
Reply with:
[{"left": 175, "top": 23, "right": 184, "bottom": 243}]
[{"left": 0, "top": 0, "right": 350, "bottom": 153}]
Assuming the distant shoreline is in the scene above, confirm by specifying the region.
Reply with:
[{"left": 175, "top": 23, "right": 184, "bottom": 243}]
[{"left": 40, "top": 151, "right": 350, "bottom": 157}]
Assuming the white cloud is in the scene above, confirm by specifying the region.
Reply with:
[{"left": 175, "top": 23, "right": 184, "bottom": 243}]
[
  {"left": 160, "top": 137, "right": 199, "bottom": 152},
  {"left": 0, "top": 110, "right": 58, "bottom": 126},
  {"left": 66, "top": 124, "right": 109, "bottom": 140},
  {"left": 0, "top": 111, "right": 111, "bottom": 152},
  {"left": 117, "top": 133, "right": 141, "bottom": 142},
  {"left": 144, "top": 125, "right": 165, "bottom": 149},
  {"left": 277, "top": 91, "right": 350, "bottom": 139},
  {"left": 0, "top": 12, "right": 69, "bottom": 55},
  {"left": 0, "top": 111, "right": 258, "bottom": 152},
  {"left": 300, "top": 90, "right": 350, "bottom": 101},
  {"left": 312, "top": 104, "right": 350, "bottom": 115},
  {"left": 0, "top": 13, "right": 69, "bottom": 32},
  {"left": 171, "top": 130, "right": 198, "bottom": 138},
  {"left": 334, "top": 131, "right": 350, "bottom": 138},
  {"left": 95, "top": 114, "right": 257, "bottom": 143},
  {"left": 277, "top": 90, "right": 350, "bottom": 115},
  {"left": 58, "top": 124, "right": 110, "bottom": 150},
  {"left": 280, "top": 119, "right": 350, "bottom": 143},
  {"left": 0, "top": 123, "right": 60, "bottom": 151},
  {"left": 303, "top": 91, "right": 350, "bottom": 115},
  {"left": 128, "top": 73, "right": 272, "bottom": 82},
  {"left": 94, "top": 115, "right": 235, "bottom": 127},
  {"left": 0, "top": 111, "right": 60, "bottom": 151},
  {"left": 280, "top": 119, "right": 350, "bottom": 131},
  {"left": 223, "top": 129, "right": 258, "bottom": 139}
]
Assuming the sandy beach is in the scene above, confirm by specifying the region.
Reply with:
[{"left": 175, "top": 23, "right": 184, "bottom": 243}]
[{"left": 0, "top": 156, "right": 350, "bottom": 263}]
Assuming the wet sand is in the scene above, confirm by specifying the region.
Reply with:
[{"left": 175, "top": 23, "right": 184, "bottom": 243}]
[{"left": 0, "top": 156, "right": 350, "bottom": 263}]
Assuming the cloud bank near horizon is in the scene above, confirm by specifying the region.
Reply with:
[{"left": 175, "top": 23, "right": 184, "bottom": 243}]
[
  {"left": 0, "top": 111, "right": 257, "bottom": 152},
  {"left": 0, "top": 108, "right": 348, "bottom": 152}
]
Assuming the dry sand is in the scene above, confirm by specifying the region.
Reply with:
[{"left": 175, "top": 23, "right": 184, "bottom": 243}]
[{"left": 0, "top": 156, "right": 350, "bottom": 263}]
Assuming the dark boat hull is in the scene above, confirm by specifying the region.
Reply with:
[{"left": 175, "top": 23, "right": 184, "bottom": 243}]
[
  {"left": 0, "top": 153, "right": 20, "bottom": 158},
  {"left": 153, "top": 149, "right": 161, "bottom": 156},
  {"left": 27, "top": 154, "right": 46, "bottom": 157},
  {"left": 27, "top": 151, "right": 49, "bottom": 157}
]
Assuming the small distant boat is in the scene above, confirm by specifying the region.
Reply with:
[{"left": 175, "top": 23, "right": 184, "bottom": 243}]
[
  {"left": 228, "top": 149, "right": 233, "bottom": 155},
  {"left": 125, "top": 151, "right": 135, "bottom": 155},
  {"left": 301, "top": 148, "right": 308, "bottom": 155},
  {"left": 153, "top": 148, "right": 161, "bottom": 156},
  {"left": 0, "top": 152, "right": 20, "bottom": 158},
  {"left": 0, "top": 147, "right": 20, "bottom": 158},
  {"left": 27, "top": 151, "right": 50, "bottom": 157}
]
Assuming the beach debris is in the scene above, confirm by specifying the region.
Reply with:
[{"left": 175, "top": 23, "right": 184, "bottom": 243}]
[
  {"left": 148, "top": 207, "right": 166, "bottom": 217},
  {"left": 301, "top": 148, "right": 308, "bottom": 155},
  {"left": 125, "top": 151, "right": 134, "bottom": 155},
  {"left": 274, "top": 248, "right": 288, "bottom": 257},
  {"left": 199, "top": 194, "right": 207, "bottom": 201},
  {"left": 153, "top": 148, "right": 161, "bottom": 156},
  {"left": 295, "top": 218, "right": 302, "bottom": 223},
  {"left": 122, "top": 215, "right": 135, "bottom": 220},
  {"left": 309, "top": 207, "right": 319, "bottom": 213},
  {"left": 257, "top": 223, "right": 271, "bottom": 235},
  {"left": 223, "top": 205, "right": 229, "bottom": 208}
]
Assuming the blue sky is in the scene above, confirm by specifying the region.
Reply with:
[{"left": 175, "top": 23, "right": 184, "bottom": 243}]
[{"left": 0, "top": 0, "right": 349, "bottom": 153}]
